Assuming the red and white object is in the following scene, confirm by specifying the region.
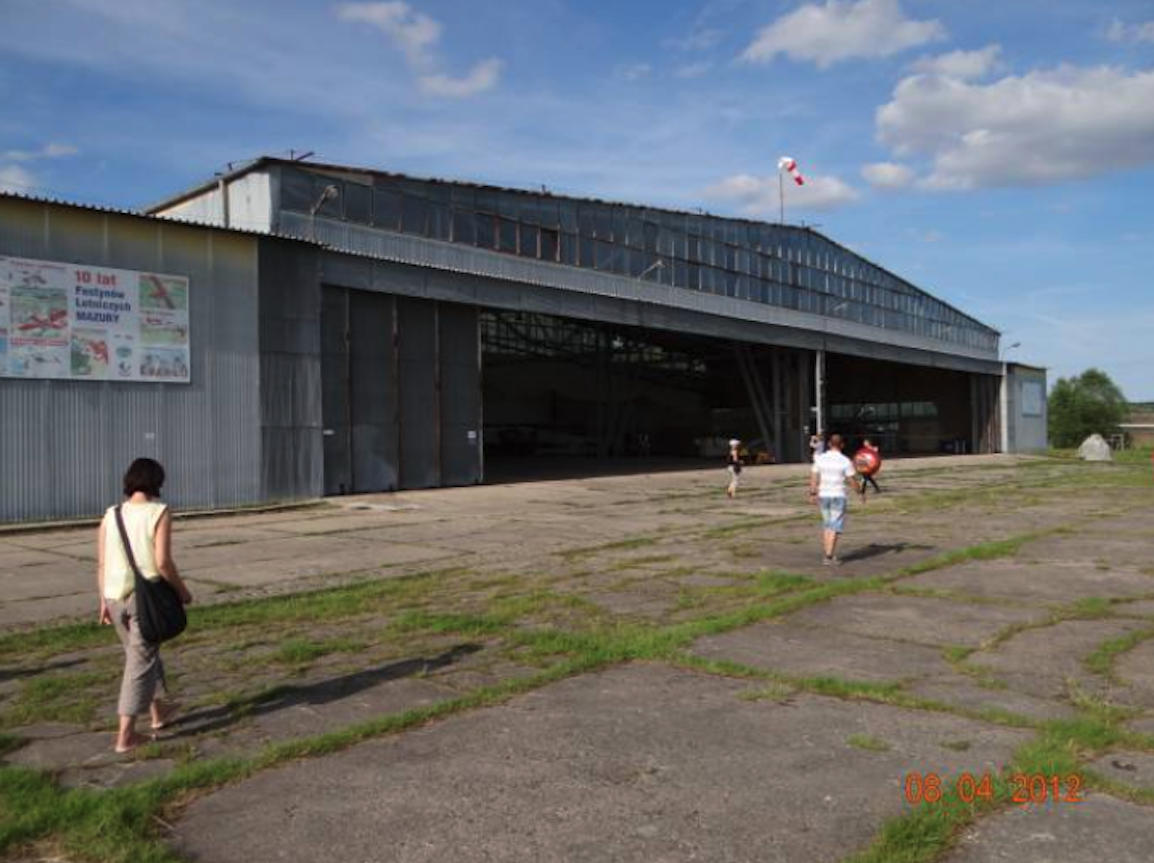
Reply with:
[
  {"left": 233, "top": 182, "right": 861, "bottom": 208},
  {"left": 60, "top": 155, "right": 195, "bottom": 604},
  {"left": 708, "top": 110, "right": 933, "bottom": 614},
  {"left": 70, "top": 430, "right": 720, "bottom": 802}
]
[{"left": 777, "top": 156, "right": 805, "bottom": 186}]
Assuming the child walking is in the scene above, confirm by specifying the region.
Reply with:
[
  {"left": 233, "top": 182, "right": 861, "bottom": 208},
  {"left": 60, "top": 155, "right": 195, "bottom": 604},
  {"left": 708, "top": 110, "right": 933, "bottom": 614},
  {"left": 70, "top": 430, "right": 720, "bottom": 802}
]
[{"left": 726, "top": 439, "right": 743, "bottom": 499}]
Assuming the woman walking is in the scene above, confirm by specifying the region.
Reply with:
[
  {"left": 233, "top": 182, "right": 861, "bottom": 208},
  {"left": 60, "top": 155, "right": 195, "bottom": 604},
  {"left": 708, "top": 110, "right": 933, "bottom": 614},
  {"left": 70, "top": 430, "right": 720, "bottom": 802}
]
[{"left": 96, "top": 458, "right": 192, "bottom": 753}]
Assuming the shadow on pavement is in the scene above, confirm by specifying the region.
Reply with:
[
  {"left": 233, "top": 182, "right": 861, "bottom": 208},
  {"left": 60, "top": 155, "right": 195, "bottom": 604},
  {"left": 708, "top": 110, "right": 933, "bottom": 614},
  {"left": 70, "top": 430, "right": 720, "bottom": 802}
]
[
  {"left": 0, "top": 657, "right": 86, "bottom": 684},
  {"left": 839, "top": 542, "right": 934, "bottom": 563},
  {"left": 169, "top": 643, "right": 483, "bottom": 737}
]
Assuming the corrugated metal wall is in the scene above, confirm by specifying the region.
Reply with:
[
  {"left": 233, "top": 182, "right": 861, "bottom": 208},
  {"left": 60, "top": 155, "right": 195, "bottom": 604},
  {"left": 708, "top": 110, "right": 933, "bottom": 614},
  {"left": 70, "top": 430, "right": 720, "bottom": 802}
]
[
  {"left": 350, "top": 291, "right": 399, "bottom": 492},
  {"left": 439, "top": 303, "right": 482, "bottom": 486},
  {"left": 0, "top": 198, "right": 263, "bottom": 522},
  {"left": 257, "top": 239, "right": 324, "bottom": 500},
  {"left": 397, "top": 297, "right": 440, "bottom": 490}
]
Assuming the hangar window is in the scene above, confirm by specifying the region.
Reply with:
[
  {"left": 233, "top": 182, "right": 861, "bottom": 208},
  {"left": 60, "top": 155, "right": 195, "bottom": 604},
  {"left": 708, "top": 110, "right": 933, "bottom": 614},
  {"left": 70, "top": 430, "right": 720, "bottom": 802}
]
[
  {"left": 498, "top": 194, "right": 519, "bottom": 219},
  {"left": 428, "top": 204, "right": 451, "bottom": 240},
  {"left": 594, "top": 209, "right": 613, "bottom": 239},
  {"left": 612, "top": 210, "right": 628, "bottom": 241},
  {"left": 595, "top": 240, "right": 614, "bottom": 271},
  {"left": 559, "top": 202, "right": 578, "bottom": 232},
  {"left": 475, "top": 213, "right": 495, "bottom": 249},
  {"left": 343, "top": 183, "right": 370, "bottom": 224},
  {"left": 560, "top": 233, "right": 577, "bottom": 265},
  {"left": 498, "top": 218, "right": 517, "bottom": 253},
  {"left": 539, "top": 198, "right": 560, "bottom": 229},
  {"left": 280, "top": 170, "right": 314, "bottom": 212},
  {"left": 402, "top": 194, "right": 428, "bottom": 235},
  {"left": 520, "top": 224, "right": 540, "bottom": 258},
  {"left": 579, "top": 236, "right": 594, "bottom": 267},
  {"left": 643, "top": 221, "right": 659, "bottom": 253},
  {"left": 452, "top": 209, "right": 476, "bottom": 245},
  {"left": 373, "top": 188, "right": 402, "bottom": 230},
  {"left": 541, "top": 228, "right": 559, "bottom": 262},
  {"left": 476, "top": 189, "right": 500, "bottom": 213},
  {"left": 577, "top": 205, "right": 596, "bottom": 236}
]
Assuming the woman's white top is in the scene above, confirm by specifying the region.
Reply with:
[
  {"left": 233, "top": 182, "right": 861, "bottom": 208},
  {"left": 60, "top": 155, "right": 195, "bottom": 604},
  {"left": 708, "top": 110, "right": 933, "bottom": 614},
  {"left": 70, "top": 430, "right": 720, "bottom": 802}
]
[{"left": 101, "top": 501, "right": 167, "bottom": 600}]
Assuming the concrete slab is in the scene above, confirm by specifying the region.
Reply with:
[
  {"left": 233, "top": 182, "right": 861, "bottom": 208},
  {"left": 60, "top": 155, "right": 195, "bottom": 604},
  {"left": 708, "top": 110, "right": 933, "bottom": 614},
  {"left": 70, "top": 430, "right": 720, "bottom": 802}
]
[
  {"left": 692, "top": 622, "right": 952, "bottom": 683},
  {"left": 784, "top": 594, "right": 1046, "bottom": 649},
  {"left": 904, "top": 679, "right": 1077, "bottom": 723},
  {"left": 179, "top": 539, "right": 459, "bottom": 586},
  {"left": 5, "top": 731, "right": 120, "bottom": 771},
  {"left": 968, "top": 619, "right": 1150, "bottom": 699},
  {"left": 1088, "top": 751, "right": 1154, "bottom": 791},
  {"left": 946, "top": 794, "right": 1154, "bottom": 863},
  {"left": 61, "top": 757, "right": 178, "bottom": 790},
  {"left": 1114, "top": 600, "right": 1154, "bottom": 618},
  {"left": 905, "top": 560, "right": 1154, "bottom": 606},
  {"left": 173, "top": 664, "right": 1028, "bottom": 863},
  {"left": 1019, "top": 536, "right": 1154, "bottom": 571},
  {"left": 1114, "top": 641, "right": 1154, "bottom": 706}
]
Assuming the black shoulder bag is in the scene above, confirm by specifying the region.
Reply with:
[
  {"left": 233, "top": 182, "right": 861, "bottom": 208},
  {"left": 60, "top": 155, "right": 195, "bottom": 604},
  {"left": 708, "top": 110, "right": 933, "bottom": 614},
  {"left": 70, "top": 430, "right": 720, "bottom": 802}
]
[{"left": 113, "top": 504, "right": 187, "bottom": 644}]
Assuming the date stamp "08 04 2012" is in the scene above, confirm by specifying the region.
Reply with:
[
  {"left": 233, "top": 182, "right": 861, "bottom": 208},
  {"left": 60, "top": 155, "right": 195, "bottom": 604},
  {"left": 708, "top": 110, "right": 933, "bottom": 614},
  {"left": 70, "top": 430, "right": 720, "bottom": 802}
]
[{"left": 904, "top": 772, "right": 1084, "bottom": 806}]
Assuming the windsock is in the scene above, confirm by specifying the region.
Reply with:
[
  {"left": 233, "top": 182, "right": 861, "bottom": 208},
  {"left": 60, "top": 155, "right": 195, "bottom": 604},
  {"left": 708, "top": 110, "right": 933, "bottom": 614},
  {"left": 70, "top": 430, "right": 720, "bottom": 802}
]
[{"left": 778, "top": 156, "right": 805, "bottom": 186}]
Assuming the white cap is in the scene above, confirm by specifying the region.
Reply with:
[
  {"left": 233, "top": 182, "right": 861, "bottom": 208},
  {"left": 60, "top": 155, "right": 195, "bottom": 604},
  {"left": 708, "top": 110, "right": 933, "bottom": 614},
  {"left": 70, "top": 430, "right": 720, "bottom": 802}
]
[{"left": 729, "top": 439, "right": 740, "bottom": 447}]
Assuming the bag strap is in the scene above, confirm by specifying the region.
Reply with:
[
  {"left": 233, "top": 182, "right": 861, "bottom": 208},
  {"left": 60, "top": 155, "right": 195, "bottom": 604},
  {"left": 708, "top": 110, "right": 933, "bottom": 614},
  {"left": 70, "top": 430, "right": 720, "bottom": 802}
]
[{"left": 113, "top": 504, "right": 146, "bottom": 592}]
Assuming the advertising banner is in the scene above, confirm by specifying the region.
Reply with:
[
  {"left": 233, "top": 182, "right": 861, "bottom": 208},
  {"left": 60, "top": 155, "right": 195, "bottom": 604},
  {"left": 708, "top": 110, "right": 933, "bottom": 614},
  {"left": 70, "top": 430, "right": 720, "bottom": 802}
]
[{"left": 0, "top": 255, "right": 190, "bottom": 383}]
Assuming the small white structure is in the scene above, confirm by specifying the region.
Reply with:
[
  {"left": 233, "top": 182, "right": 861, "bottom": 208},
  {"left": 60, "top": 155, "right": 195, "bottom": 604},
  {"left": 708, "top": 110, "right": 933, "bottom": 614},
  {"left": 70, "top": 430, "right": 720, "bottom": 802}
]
[{"left": 1078, "top": 434, "right": 1113, "bottom": 462}]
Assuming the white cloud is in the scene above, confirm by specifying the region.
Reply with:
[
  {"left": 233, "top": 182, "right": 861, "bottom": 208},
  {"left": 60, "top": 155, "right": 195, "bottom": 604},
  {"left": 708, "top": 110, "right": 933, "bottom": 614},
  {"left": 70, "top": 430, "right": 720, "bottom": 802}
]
[
  {"left": 666, "top": 28, "right": 724, "bottom": 52},
  {"left": 1106, "top": 18, "right": 1154, "bottom": 44},
  {"left": 911, "top": 45, "right": 1002, "bottom": 81},
  {"left": 336, "top": 1, "right": 440, "bottom": 68},
  {"left": 675, "top": 61, "right": 713, "bottom": 79},
  {"left": 620, "top": 63, "right": 652, "bottom": 82},
  {"left": 2, "top": 142, "right": 80, "bottom": 161},
  {"left": 337, "top": 1, "right": 501, "bottom": 98},
  {"left": 861, "top": 161, "right": 915, "bottom": 189},
  {"left": 876, "top": 65, "right": 1154, "bottom": 189},
  {"left": 740, "top": 0, "right": 945, "bottom": 69},
  {"left": 0, "top": 164, "right": 38, "bottom": 193},
  {"left": 705, "top": 171, "right": 860, "bottom": 214},
  {"left": 418, "top": 59, "right": 503, "bottom": 98}
]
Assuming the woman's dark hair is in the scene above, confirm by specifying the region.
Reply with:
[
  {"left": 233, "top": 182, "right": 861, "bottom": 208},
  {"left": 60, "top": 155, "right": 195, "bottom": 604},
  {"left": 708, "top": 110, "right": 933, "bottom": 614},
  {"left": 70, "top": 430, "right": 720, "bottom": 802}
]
[{"left": 123, "top": 458, "right": 165, "bottom": 498}]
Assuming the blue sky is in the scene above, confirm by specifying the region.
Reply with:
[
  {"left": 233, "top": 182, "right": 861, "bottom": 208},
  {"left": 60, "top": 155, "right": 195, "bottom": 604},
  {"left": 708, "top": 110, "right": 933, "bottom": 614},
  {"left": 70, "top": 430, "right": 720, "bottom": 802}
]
[{"left": 2, "top": 0, "right": 1152, "bottom": 398}]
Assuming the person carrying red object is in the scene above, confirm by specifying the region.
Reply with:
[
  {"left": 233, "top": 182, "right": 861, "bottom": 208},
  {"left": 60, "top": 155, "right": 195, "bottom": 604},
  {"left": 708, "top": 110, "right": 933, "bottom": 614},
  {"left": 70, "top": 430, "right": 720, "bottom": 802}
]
[{"left": 854, "top": 438, "right": 883, "bottom": 499}]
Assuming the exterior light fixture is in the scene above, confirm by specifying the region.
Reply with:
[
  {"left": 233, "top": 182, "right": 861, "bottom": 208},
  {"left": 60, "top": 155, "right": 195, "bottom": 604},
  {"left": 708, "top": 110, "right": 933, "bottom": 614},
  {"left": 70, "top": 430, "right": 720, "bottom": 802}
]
[{"left": 638, "top": 260, "right": 665, "bottom": 281}]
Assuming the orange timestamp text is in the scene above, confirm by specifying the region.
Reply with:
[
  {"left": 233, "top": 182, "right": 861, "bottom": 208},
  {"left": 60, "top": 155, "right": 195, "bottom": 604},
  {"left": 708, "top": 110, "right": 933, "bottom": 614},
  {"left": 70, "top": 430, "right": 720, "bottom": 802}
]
[{"left": 904, "top": 772, "right": 1084, "bottom": 806}]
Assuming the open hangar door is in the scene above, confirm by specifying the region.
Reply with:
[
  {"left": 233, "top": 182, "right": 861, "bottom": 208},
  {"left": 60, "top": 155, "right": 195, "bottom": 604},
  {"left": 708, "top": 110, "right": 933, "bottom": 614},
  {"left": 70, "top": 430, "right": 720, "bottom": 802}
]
[
  {"left": 480, "top": 309, "right": 812, "bottom": 481},
  {"left": 822, "top": 353, "right": 997, "bottom": 456}
]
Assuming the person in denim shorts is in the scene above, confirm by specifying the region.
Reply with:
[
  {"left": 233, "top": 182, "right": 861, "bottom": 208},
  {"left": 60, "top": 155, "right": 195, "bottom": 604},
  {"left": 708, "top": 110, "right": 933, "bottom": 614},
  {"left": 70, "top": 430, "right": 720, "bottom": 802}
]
[{"left": 808, "top": 434, "right": 861, "bottom": 565}]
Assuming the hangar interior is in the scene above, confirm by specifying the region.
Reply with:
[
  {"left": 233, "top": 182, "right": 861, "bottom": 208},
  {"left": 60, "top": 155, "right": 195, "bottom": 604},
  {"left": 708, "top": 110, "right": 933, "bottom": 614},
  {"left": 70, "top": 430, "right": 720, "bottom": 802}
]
[{"left": 480, "top": 309, "right": 813, "bottom": 476}]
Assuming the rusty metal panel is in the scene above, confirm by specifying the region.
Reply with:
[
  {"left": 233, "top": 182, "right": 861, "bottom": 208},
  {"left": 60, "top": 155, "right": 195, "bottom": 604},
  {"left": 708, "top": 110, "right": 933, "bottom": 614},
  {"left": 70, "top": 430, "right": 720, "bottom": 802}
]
[{"left": 0, "top": 198, "right": 263, "bottom": 522}]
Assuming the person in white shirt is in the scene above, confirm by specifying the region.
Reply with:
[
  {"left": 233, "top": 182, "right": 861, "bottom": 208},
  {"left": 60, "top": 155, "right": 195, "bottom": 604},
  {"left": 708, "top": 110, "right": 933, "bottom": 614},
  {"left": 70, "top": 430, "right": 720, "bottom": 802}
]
[{"left": 808, "top": 434, "right": 861, "bottom": 565}]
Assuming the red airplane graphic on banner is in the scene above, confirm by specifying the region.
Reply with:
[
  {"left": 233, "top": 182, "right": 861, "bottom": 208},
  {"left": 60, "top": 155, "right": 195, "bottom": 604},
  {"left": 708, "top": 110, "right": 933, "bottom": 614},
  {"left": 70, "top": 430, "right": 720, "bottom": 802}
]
[{"left": 18, "top": 309, "right": 67, "bottom": 332}]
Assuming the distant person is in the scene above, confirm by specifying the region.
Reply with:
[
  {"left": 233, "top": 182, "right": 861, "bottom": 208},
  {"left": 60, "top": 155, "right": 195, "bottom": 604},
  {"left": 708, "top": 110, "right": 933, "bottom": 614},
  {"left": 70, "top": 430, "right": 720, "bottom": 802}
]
[
  {"left": 808, "top": 434, "right": 861, "bottom": 565},
  {"left": 726, "top": 438, "right": 743, "bottom": 499},
  {"left": 809, "top": 433, "right": 826, "bottom": 462},
  {"left": 97, "top": 458, "right": 192, "bottom": 753},
  {"left": 856, "top": 438, "right": 883, "bottom": 496}
]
